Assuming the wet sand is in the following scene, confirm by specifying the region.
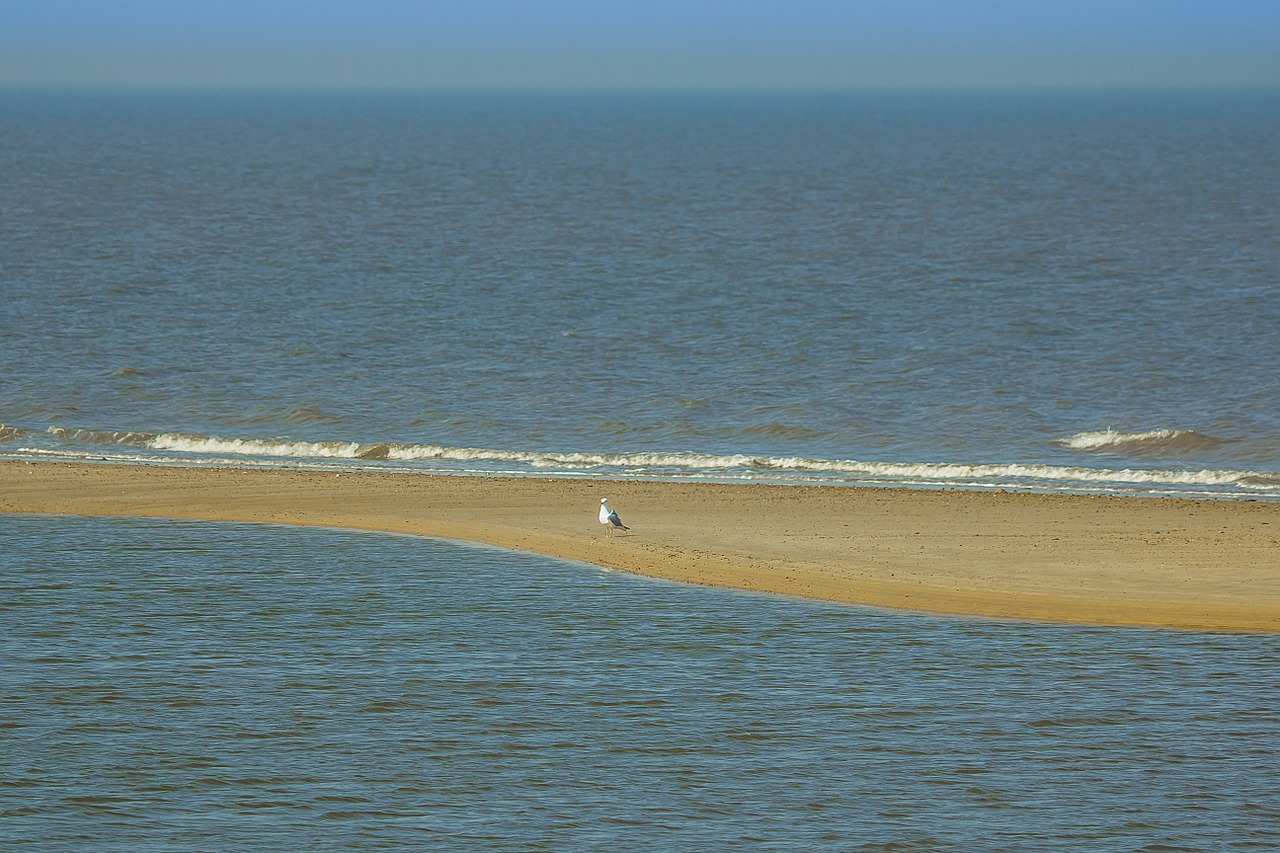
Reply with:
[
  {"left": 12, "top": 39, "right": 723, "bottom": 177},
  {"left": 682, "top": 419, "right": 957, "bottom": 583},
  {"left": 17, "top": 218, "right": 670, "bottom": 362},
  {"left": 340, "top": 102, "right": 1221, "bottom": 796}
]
[{"left": 3, "top": 460, "right": 1278, "bottom": 632}]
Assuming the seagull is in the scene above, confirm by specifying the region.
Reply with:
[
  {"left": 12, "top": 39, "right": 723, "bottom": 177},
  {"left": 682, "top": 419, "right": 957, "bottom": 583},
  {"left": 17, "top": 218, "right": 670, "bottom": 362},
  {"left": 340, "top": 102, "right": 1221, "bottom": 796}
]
[{"left": 599, "top": 497, "right": 629, "bottom": 535}]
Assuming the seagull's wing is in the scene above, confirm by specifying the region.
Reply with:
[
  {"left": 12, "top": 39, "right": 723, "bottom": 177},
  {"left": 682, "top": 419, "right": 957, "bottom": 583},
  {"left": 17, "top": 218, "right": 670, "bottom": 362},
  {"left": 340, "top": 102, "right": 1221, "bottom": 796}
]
[{"left": 608, "top": 509, "right": 628, "bottom": 529}]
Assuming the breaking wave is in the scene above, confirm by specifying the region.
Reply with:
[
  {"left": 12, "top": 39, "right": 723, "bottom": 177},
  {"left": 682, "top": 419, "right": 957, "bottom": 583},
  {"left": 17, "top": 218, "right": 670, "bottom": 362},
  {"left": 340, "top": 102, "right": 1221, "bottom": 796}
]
[
  {"left": 46, "top": 426, "right": 157, "bottom": 447},
  {"left": 1058, "top": 429, "right": 1231, "bottom": 456},
  {"left": 150, "top": 433, "right": 366, "bottom": 459},
  {"left": 18, "top": 424, "right": 1279, "bottom": 499},
  {"left": 1, "top": 423, "right": 30, "bottom": 442}
]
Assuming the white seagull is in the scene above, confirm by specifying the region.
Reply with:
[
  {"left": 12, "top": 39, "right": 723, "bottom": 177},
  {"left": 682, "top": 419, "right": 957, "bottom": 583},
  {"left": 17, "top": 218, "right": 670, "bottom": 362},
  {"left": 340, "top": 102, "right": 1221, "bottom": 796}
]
[{"left": 599, "top": 498, "right": 629, "bottom": 535}]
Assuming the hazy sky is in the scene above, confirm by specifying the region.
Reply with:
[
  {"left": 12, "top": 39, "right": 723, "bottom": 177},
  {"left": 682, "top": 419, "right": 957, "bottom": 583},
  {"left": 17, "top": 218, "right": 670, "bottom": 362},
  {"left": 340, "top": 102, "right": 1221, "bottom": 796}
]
[{"left": 3, "top": 0, "right": 1278, "bottom": 90}]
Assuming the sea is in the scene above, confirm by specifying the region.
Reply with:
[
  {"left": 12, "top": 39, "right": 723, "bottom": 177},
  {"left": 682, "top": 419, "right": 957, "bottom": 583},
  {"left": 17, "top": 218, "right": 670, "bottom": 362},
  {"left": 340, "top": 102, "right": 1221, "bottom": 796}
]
[
  {"left": 1, "top": 90, "right": 1278, "bottom": 498},
  {"left": 2, "top": 90, "right": 1279, "bottom": 849},
  {"left": 4, "top": 515, "right": 1279, "bottom": 851}
]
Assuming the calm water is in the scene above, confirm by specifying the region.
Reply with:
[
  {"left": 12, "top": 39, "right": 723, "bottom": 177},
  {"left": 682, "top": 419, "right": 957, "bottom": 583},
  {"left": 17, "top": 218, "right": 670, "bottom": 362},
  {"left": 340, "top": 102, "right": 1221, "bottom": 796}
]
[
  {"left": 1, "top": 90, "right": 1278, "bottom": 497},
  {"left": 3, "top": 514, "right": 1278, "bottom": 851}
]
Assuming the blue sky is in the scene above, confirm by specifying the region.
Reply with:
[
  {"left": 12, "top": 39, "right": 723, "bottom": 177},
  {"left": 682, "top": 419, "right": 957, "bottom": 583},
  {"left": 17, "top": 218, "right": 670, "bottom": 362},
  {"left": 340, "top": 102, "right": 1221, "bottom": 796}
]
[{"left": 3, "top": 0, "right": 1277, "bottom": 89}]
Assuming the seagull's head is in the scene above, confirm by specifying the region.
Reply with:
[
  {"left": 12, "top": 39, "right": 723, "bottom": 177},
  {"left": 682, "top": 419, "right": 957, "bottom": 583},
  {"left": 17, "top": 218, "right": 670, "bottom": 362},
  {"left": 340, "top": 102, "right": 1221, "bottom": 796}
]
[{"left": 600, "top": 498, "right": 609, "bottom": 504}]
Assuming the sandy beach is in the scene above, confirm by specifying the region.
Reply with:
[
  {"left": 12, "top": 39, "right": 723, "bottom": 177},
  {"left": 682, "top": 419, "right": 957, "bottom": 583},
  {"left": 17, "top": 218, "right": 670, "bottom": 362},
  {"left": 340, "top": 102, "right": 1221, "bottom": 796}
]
[{"left": 3, "top": 459, "right": 1277, "bottom": 632}]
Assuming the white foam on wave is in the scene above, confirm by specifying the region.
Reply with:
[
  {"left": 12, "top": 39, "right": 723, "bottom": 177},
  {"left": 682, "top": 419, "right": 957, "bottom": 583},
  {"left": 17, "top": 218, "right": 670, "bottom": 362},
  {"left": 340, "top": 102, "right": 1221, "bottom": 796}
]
[
  {"left": 29, "top": 425, "right": 1280, "bottom": 497},
  {"left": 142, "top": 432, "right": 1279, "bottom": 493},
  {"left": 150, "top": 433, "right": 364, "bottom": 458},
  {"left": 0, "top": 423, "right": 30, "bottom": 441},
  {"left": 1058, "top": 428, "right": 1227, "bottom": 454},
  {"left": 1062, "top": 429, "right": 1183, "bottom": 450}
]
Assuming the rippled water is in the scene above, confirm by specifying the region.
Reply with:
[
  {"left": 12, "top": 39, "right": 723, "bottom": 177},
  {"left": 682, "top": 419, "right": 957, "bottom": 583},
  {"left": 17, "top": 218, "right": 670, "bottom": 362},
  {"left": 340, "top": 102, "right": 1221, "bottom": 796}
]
[
  {"left": 4, "top": 515, "right": 1278, "bottom": 851},
  {"left": 2, "top": 91, "right": 1278, "bottom": 497}
]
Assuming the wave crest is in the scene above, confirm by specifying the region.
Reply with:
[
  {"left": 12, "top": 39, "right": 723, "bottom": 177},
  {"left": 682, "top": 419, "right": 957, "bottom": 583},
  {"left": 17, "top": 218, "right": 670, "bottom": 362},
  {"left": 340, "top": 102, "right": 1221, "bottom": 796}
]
[
  {"left": 46, "top": 426, "right": 158, "bottom": 447},
  {"left": 150, "top": 433, "right": 365, "bottom": 459},
  {"left": 1057, "top": 429, "right": 1230, "bottom": 456},
  {"left": 234, "top": 407, "right": 344, "bottom": 426},
  {"left": 31, "top": 424, "right": 1278, "bottom": 496}
]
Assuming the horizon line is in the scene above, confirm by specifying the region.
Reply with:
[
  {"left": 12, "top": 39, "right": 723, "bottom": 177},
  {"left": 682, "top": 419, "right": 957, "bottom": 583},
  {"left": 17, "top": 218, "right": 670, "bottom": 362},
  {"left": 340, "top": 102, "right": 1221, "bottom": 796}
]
[{"left": 4, "top": 81, "right": 1279, "bottom": 96}]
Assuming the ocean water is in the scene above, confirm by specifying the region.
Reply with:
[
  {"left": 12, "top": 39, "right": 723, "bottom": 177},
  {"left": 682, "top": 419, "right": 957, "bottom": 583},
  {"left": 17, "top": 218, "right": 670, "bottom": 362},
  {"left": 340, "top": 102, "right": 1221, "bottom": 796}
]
[
  {"left": 1, "top": 90, "right": 1278, "bottom": 498},
  {"left": 5, "top": 91, "right": 1279, "bottom": 852},
  {"left": 3, "top": 514, "right": 1279, "bottom": 851}
]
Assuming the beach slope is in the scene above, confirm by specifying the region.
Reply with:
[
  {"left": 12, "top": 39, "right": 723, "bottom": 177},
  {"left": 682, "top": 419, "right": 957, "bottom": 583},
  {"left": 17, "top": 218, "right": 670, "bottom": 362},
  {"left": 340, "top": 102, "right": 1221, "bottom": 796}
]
[{"left": 2, "top": 460, "right": 1277, "bottom": 632}]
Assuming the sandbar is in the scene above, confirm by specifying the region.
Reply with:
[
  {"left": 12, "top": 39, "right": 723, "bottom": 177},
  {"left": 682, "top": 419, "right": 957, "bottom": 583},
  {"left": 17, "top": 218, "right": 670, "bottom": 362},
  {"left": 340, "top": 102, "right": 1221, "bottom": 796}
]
[{"left": 3, "top": 460, "right": 1278, "bottom": 632}]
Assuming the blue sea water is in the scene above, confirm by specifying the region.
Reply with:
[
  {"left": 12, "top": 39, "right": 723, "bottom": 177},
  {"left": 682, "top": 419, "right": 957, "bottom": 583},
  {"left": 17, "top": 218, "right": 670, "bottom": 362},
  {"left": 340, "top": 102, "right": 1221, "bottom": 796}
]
[
  {"left": 1, "top": 90, "right": 1278, "bottom": 497},
  {"left": 2, "top": 91, "right": 1279, "bottom": 848},
  {"left": 3, "top": 515, "right": 1279, "bottom": 851}
]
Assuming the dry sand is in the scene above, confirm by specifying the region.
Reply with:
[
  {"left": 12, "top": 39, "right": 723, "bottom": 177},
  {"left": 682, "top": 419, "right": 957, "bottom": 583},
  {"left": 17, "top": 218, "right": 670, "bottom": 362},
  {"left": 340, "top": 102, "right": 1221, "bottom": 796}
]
[{"left": 3, "top": 459, "right": 1278, "bottom": 632}]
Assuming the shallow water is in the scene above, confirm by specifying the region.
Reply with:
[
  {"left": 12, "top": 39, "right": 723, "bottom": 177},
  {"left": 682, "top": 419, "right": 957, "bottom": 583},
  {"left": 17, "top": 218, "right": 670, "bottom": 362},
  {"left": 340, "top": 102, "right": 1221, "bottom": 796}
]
[
  {"left": 2, "top": 91, "right": 1278, "bottom": 498},
  {"left": 4, "top": 515, "right": 1278, "bottom": 851}
]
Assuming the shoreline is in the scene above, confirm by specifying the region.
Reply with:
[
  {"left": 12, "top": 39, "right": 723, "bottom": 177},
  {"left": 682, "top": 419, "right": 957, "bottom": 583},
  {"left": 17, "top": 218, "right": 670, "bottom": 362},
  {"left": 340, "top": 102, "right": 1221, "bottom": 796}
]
[{"left": 3, "top": 459, "right": 1278, "bottom": 632}]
